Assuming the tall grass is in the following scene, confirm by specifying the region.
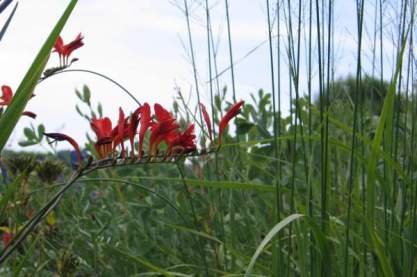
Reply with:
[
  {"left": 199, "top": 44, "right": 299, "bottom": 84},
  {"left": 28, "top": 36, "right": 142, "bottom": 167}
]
[{"left": 176, "top": 0, "right": 417, "bottom": 275}]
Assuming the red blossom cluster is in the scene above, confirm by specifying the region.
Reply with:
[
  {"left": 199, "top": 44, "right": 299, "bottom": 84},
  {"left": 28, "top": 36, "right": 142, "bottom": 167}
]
[
  {"left": 45, "top": 101, "right": 244, "bottom": 168},
  {"left": 2, "top": 33, "right": 245, "bottom": 168}
]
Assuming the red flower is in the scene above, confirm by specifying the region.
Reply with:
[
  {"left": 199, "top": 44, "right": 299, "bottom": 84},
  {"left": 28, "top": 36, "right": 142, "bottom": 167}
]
[
  {"left": 167, "top": 124, "right": 196, "bottom": 155},
  {"left": 91, "top": 117, "right": 113, "bottom": 159},
  {"left": 0, "top": 85, "right": 13, "bottom": 106},
  {"left": 91, "top": 117, "right": 112, "bottom": 139},
  {"left": 218, "top": 100, "right": 244, "bottom": 144},
  {"left": 154, "top": 103, "right": 174, "bottom": 121},
  {"left": 44, "top": 133, "right": 82, "bottom": 167},
  {"left": 2, "top": 232, "right": 11, "bottom": 247},
  {"left": 112, "top": 107, "right": 127, "bottom": 158},
  {"left": 1, "top": 85, "right": 37, "bottom": 118},
  {"left": 199, "top": 103, "right": 212, "bottom": 141},
  {"left": 149, "top": 104, "right": 179, "bottom": 155},
  {"left": 0, "top": 85, "right": 36, "bottom": 119},
  {"left": 149, "top": 120, "right": 179, "bottom": 155},
  {"left": 54, "top": 33, "right": 84, "bottom": 66},
  {"left": 137, "top": 103, "right": 152, "bottom": 158}
]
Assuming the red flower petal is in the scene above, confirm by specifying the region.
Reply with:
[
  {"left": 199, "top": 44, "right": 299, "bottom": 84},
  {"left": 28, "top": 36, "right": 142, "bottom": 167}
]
[
  {"left": 138, "top": 103, "right": 152, "bottom": 158},
  {"left": 149, "top": 118, "right": 179, "bottom": 155},
  {"left": 63, "top": 33, "right": 84, "bottom": 57},
  {"left": 91, "top": 117, "right": 113, "bottom": 141},
  {"left": 218, "top": 100, "right": 244, "bottom": 144},
  {"left": 0, "top": 85, "right": 13, "bottom": 106},
  {"left": 199, "top": 103, "right": 212, "bottom": 141},
  {"left": 53, "top": 36, "right": 64, "bottom": 56},
  {"left": 113, "top": 107, "right": 126, "bottom": 158},
  {"left": 53, "top": 33, "right": 84, "bottom": 66},
  {"left": 154, "top": 103, "right": 173, "bottom": 121}
]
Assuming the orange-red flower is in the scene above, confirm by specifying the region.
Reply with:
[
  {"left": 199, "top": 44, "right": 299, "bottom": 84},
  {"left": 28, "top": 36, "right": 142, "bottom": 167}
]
[
  {"left": 149, "top": 104, "right": 179, "bottom": 155},
  {"left": 0, "top": 85, "right": 12, "bottom": 106},
  {"left": 54, "top": 33, "right": 84, "bottom": 66},
  {"left": 1, "top": 85, "right": 37, "bottom": 118},
  {"left": 91, "top": 117, "right": 113, "bottom": 159},
  {"left": 137, "top": 103, "right": 152, "bottom": 158},
  {"left": 218, "top": 100, "right": 244, "bottom": 144},
  {"left": 149, "top": 120, "right": 179, "bottom": 155},
  {"left": 112, "top": 107, "right": 127, "bottom": 158},
  {"left": 167, "top": 124, "right": 196, "bottom": 155},
  {"left": 44, "top": 133, "right": 82, "bottom": 166},
  {"left": 199, "top": 103, "right": 212, "bottom": 141}
]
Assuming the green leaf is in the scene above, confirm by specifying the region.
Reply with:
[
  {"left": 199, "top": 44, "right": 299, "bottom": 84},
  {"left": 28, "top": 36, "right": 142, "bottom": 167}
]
[
  {"left": 37, "top": 124, "right": 45, "bottom": 140},
  {"left": 23, "top": 127, "right": 35, "bottom": 140},
  {"left": 75, "top": 89, "right": 82, "bottom": 100},
  {"left": 365, "top": 27, "right": 409, "bottom": 224},
  {"left": 97, "top": 102, "right": 103, "bottom": 117},
  {"left": 368, "top": 227, "right": 395, "bottom": 277},
  {"left": 215, "top": 95, "right": 222, "bottom": 111},
  {"left": 244, "top": 214, "right": 304, "bottom": 277},
  {"left": 0, "top": 0, "right": 78, "bottom": 152},
  {"left": 18, "top": 140, "right": 38, "bottom": 147},
  {"left": 83, "top": 85, "right": 91, "bottom": 105}
]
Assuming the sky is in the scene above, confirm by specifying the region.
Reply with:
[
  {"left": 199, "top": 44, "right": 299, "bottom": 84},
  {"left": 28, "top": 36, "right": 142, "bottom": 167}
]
[{"left": 0, "top": 0, "right": 400, "bottom": 151}]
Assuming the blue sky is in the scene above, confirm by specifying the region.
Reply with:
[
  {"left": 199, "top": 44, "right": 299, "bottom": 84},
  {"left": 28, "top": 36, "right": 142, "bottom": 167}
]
[{"left": 0, "top": 0, "right": 400, "bottom": 151}]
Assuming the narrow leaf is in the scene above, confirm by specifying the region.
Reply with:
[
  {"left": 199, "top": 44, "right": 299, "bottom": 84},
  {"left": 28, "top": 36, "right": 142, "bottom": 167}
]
[
  {"left": 0, "top": 1, "right": 18, "bottom": 42},
  {"left": 244, "top": 214, "right": 304, "bottom": 276},
  {"left": 0, "top": 0, "right": 13, "bottom": 15}
]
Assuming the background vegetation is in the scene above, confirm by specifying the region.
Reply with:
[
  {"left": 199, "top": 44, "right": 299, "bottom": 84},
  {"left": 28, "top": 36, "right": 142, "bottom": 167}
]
[{"left": 0, "top": 0, "right": 416, "bottom": 276}]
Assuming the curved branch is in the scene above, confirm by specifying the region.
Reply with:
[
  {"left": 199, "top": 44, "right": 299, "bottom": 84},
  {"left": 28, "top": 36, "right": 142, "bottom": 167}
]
[{"left": 39, "top": 68, "right": 141, "bottom": 106}]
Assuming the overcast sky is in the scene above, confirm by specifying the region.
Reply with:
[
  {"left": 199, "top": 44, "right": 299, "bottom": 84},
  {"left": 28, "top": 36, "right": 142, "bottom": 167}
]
[{"left": 0, "top": 0, "right": 400, "bottom": 151}]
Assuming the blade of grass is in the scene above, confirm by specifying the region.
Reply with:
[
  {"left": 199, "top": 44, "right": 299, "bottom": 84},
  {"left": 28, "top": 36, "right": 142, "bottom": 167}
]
[
  {"left": 0, "top": 1, "right": 18, "bottom": 43},
  {"left": 0, "top": 0, "right": 13, "bottom": 15},
  {"left": 244, "top": 214, "right": 304, "bottom": 277},
  {"left": 128, "top": 176, "right": 276, "bottom": 192},
  {"left": 366, "top": 25, "right": 409, "bottom": 226}
]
